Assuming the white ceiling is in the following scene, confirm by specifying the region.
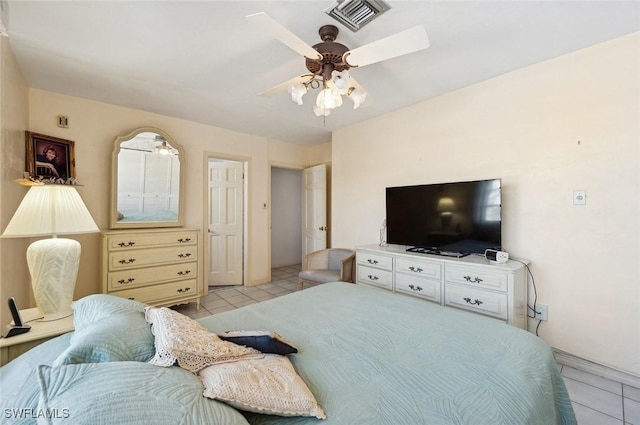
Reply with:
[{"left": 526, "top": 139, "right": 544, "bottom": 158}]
[{"left": 5, "top": 1, "right": 639, "bottom": 146}]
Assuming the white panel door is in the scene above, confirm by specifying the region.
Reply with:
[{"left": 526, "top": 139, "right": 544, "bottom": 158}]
[
  {"left": 208, "top": 160, "right": 244, "bottom": 286},
  {"left": 302, "top": 164, "right": 327, "bottom": 261}
]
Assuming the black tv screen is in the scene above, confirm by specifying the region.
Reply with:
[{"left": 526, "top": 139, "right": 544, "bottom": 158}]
[{"left": 385, "top": 179, "right": 502, "bottom": 255}]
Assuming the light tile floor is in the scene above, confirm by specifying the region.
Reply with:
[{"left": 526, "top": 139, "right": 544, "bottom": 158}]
[{"left": 172, "top": 264, "right": 640, "bottom": 425}]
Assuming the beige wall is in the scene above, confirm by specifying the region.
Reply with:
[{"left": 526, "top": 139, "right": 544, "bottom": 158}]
[
  {"left": 1, "top": 84, "right": 328, "bottom": 312},
  {"left": 0, "top": 37, "right": 30, "bottom": 326},
  {"left": 332, "top": 33, "right": 640, "bottom": 376}
]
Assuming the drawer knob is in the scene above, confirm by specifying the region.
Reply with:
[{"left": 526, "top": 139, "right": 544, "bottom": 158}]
[
  {"left": 409, "top": 266, "right": 424, "bottom": 273},
  {"left": 463, "top": 297, "right": 483, "bottom": 306},
  {"left": 178, "top": 253, "right": 192, "bottom": 258},
  {"left": 367, "top": 259, "right": 379, "bottom": 265},
  {"left": 177, "top": 287, "right": 191, "bottom": 293},
  {"left": 118, "top": 241, "right": 135, "bottom": 247},
  {"left": 177, "top": 270, "right": 192, "bottom": 276},
  {"left": 463, "top": 275, "right": 483, "bottom": 283},
  {"left": 408, "top": 284, "right": 423, "bottom": 292},
  {"left": 117, "top": 278, "right": 135, "bottom": 284},
  {"left": 367, "top": 275, "right": 379, "bottom": 281},
  {"left": 118, "top": 258, "right": 136, "bottom": 264},
  {"left": 177, "top": 238, "right": 192, "bottom": 243}
]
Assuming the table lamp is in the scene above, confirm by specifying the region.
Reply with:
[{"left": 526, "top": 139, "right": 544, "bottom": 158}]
[{"left": 1, "top": 183, "right": 99, "bottom": 321}]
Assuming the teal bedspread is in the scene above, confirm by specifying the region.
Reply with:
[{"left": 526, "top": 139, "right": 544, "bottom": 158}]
[
  {"left": 198, "top": 282, "right": 576, "bottom": 425},
  {"left": 1, "top": 282, "right": 575, "bottom": 425}
]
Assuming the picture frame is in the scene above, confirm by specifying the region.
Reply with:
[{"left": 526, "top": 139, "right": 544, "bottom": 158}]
[{"left": 25, "top": 131, "right": 76, "bottom": 179}]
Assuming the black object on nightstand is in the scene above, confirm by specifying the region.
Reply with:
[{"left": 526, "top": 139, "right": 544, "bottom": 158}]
[{"left": 3, "top": 297, "right": 31, "bottom": 338}]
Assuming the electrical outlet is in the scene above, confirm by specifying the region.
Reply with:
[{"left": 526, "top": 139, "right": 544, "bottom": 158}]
[{"left": 534, "top": 304, "right": 548, "bottom": 321}]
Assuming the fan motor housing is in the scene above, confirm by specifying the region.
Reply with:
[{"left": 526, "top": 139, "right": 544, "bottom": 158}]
[{"left": 305, "top": 25, "right": 351, "bottom": 77}]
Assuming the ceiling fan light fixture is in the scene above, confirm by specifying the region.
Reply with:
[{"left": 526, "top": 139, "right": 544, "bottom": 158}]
[
  {"left": 288, "top": 83, "right": 308, "bottom": 105},
  {"left": 316, "top": 87, "right": 343, "bottom": 110},
  {"left": 330, "top": 70, "right": 352, "bottom": 94},
  {"left": 324, "top": 0, "right": 391, "bottom": 32},
  {"left": 347, "top": 88, "right": 367, "bottom": 109}
]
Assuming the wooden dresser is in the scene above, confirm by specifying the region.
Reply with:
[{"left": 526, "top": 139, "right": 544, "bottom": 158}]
[{"left": 100, "top": 228, "right": 203, "bottom": 309}]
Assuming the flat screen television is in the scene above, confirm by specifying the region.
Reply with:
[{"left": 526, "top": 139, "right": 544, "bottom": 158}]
[{"left": 385, "top": 178, "right": 502, "bottom": 257}]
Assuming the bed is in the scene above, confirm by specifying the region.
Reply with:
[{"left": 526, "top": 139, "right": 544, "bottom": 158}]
[{"left": 0, "top": 282, "right": 576, "bottom": 425}]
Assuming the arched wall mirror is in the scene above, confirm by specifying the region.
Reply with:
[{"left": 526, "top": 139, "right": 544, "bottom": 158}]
[{"left": 110, "top": 127, "right": 185, "bottom": 229}]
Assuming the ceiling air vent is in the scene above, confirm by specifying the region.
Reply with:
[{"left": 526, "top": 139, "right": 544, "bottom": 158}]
[{"left": 324, "top": 0, "right": 391, "bottom": 32}]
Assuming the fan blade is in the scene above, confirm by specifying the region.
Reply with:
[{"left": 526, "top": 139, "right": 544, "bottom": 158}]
[
  {"left": 246, "top": 12, "right": 321, "bottom": 60},
  {"left": 259, "top": 74, "right": 315, "bottom": 97},
  {"left": 344, "top": 25, "right": 429, "bottom": 68}
]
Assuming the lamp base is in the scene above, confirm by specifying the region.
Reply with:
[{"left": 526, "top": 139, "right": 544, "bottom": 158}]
[{"left": 27, "top": 238, "right": 81, "bottom": 321}]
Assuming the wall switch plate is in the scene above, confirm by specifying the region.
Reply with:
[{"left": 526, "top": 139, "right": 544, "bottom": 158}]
[
  {"left": 573, "top": 190, "right": 586, "bottom": 205},
  {"left": 534, "top": 304, "right": 548, "bottom": 321}
]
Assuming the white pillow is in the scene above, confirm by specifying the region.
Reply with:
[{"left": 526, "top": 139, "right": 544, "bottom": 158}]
[
  {"left": 199, "top": 354, "right": 326, "bottom": 419},
  {"left": 145, "top": 307, "right": 262, "bottom": 373}
]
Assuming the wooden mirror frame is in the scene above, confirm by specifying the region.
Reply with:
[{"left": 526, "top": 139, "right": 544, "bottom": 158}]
[{"left": 109, "top": 127, "right": 185, "bottom": 229}]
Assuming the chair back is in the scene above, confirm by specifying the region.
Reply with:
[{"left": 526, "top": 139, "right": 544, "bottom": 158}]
[{"left": 328, "top": 249, "right": 354, "bottom": 270}]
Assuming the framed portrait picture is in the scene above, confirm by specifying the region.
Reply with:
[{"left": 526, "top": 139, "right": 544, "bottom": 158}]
[{"left": 25, "top": 131, "right": 76, "bottom": 179}]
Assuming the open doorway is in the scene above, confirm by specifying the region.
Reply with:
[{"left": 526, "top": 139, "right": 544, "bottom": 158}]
[
  {"left": 271, "top": 167, "right": 303, "bottom": 268},
  {"left": 207, "top": 158, "right": 247, "bottom": 287}
]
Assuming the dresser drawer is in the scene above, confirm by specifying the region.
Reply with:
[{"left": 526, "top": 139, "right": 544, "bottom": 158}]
[
  {"left": 113, "top": 279, "right": 198, "bottom": 305},
  {"left": 445, "top": 266, "right": 508, "bottom": 292},
  {"left": 108, "top": 245, "right": 197, "bottom": 270},
  {"left": 106, "top": 230, "right": 198, "bottom": 251},
  {"left": 357, "top": 251, "right": 393, "bottom": 271},
  {"left": 107, "top": 262, "right": 198, "bottom": 291},
  {"left": 444, "top": 283, "right": 508, "bottom": 320},
  {"left": 357, "top": 265, "right": 393, "bottom": 290},
  {"left": 396, "top": 257, "right": 441, "bottom": 279},
  {"left": 395, "top": 274, "right": 440, "bottom": 303}
]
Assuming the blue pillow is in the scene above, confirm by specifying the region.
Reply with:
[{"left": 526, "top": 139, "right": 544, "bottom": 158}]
[
  {"left": 53, "top": 295, "right": 154, "bottom": 365},
  {"left": 217, "top": 331, "right": 298, "bottom": 355},
  {"left": 71, "top": 294, "right": 147, "bottom": 328},
  {"left": 36, "top": 362, "right": 250, "bottom": 425}
]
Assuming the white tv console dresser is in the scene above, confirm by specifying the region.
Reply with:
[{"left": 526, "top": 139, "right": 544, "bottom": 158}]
[{"left": 356, "top": 244, "right": 528, "bottom": 329}]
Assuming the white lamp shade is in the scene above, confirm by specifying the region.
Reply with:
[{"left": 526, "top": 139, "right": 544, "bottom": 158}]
[{"left": 2, "top": 185, "right": 99, "bottom": 238}]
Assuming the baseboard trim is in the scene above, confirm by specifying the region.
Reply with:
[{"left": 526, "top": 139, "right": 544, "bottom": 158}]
[{"left": 553, "top": 348, "right": 640, "bottom": 388}]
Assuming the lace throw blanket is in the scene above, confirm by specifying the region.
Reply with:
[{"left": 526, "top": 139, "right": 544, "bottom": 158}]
[{"left": 145, "top": 307, "right": 263, "bottom": 373}]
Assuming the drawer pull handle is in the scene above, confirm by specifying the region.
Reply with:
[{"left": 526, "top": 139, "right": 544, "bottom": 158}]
[
  {"left": 177, "top": 287, "right": 191, "bottom": 293},
  {"left": 177, "top": 270, "right": 192, "bottom": 276},
  {"left": 463, "top": 275, "right": 483, "bottom": 283},
  {"left": 178, "top": 253, "right": 192, "bottom": 258},
  {"left": 367, "top": 275, "right": 379, "bottom": 281},
  {"left": 408, "top": 284, "right": 423, "bottom": 292},
  {"left": 177, "top": 238, "right": 192, "bottom": 243},
  {"left": 463, "top": 297, "right": 483, "bottom": 306},
  {"left": 117, "top": 278, "right": 135, "bottom": 284},
  {"left": 127, "top": 297, "right": 135, "bottom": 300},
  {"left": 409, "top": 266, "right": 424, "bottom": 273},
  {"left": 118, "top": 241, "right": 135, "bottom": 247},
  {"left": 367, "top": 259, "right": 379, "bottom": 265},
  {"left": 119, "top": 258, "right": 136, "bottom": 264}
]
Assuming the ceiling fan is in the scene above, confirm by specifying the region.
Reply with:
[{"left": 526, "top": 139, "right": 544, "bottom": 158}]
[{"left": 246, "top": 12, "right": 430, "bottom": 117}]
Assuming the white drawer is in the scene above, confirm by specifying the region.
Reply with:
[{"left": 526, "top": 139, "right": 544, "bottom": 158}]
[
  {"left": 108, "top": 262, "right": 198, "bottom": 290},
  {"left": 357, "top": 265, "right": 393, "bottom": 290},
  {"left": 445, "top": 266, "right": 508, "bottom": 293},
  {"left": 106, "top": 230, "right": 197, "bottom": 251},
  {"left": 357, "top": 251, "right": 393, "bottom": 271},
  {"left": 109, "top": 245, "right": 197, "bottom": 270},
  {"left": 396, "top": 257, "right": 441, "bottom": 279},
  {"left": 113, "top": 279, "right": 198, "bottom": 305},
  {"left": 445, "top": 283, "right": 508, "bottom": 320},
  {"left": 395, "top": 274, "right": 440, "bottom": 303}
]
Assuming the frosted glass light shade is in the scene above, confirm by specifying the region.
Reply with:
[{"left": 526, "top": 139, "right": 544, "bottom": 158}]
[{"left": 2, "top": 185, "right": 99, "bottom": 237}]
